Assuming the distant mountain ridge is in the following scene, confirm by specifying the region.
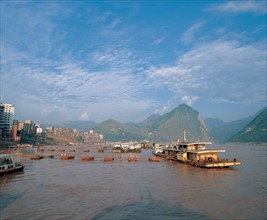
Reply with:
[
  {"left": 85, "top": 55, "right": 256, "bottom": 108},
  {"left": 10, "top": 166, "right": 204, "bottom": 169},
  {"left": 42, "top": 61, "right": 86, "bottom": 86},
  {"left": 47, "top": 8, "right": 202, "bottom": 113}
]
[
  {"left": 62, "top": 120, "right": 97, "bottom": 131},
  {"left": 58, "top": 105, "right": 267, "bottom": 143},
  {"left": 93, "top": 104, "right": 211, "bottom": 142},
  {"left": 227, "top": 108, "right": 267, "bottom": 143},
  {"left": 205, "top": 117, "right": 253, "bottom": 143}
]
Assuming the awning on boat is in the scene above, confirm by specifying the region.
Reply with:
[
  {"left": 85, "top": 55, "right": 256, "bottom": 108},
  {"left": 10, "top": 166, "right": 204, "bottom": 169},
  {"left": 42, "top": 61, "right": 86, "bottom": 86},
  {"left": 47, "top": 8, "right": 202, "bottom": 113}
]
[{"left": 187, "top": 149, "right": 225, "bottom": 154}]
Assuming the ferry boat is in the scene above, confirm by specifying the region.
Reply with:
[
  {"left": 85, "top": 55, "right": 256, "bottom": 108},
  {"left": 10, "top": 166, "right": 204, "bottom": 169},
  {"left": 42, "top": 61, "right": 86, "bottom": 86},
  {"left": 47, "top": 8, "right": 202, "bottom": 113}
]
[
  {"left": 155, "top": 141, "right": 241, "bottom": 168},
  {"left": 0, "top": 154, "right": 25, "bottom": 176}
]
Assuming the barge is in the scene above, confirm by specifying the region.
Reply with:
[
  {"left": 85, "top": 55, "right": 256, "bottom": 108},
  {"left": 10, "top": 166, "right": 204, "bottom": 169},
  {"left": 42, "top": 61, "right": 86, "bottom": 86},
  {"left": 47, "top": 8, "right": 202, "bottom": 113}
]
[{"left": 154, "top": 141, "right": 241, "bottom": 168}]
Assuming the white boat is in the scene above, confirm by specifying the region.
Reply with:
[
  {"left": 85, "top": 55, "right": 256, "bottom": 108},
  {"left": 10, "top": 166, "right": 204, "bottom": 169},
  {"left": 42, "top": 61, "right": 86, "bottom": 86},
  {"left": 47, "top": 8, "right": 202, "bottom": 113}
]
[{"left": 0, "top": 154, "right": 25, "bottom": 176}]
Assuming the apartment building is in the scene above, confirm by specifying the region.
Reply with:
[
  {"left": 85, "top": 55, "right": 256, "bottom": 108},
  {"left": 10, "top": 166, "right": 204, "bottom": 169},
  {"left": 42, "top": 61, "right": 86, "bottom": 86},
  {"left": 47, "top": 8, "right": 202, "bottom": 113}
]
[{"left": 0, "top": 103, "right": 15, "bottom": 137}]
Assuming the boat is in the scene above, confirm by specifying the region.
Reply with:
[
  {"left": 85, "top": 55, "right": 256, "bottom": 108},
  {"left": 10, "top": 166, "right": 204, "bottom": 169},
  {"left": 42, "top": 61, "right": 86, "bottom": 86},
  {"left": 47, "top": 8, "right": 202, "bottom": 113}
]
[
  {"left": 43, "top": 154, "right": 54, "bottom": 158},
  {"left": 81, "top": 156, "right": 94, "bottom": 161},
  {"left": 112, "top": 144, "right": 122, "bottom": 153},
  {"left": 148, "top": 157, "right": 160, "bottom": 162},
  {"left": 60, "top": 154, "right": 75, "bottom": 160},
  {"left": 31, "top": 154, "right": 44, "bottom": 160},
  {"left": 152, "top": 143, "right": 165, "bottom": 155},
  {"left": 128, "top": 143, "right": 142, "bottom": 153},
  {"left": 104, "top": 157, "right": 114, "bottom": 162},
  {"left": 112, "top": 142, "right": 142, "bottom": 153},
  {"left": 0, "top": 154, "right": 25, "bottom": 176},
  {"left": 98, "top": 148, "right": 104, "bottom": 153},
  {"left": 158, "top": 141, "right": 241, "bottom": 168},
  {"left": 128, "top": 157, "right": 138, "bottom": 162}
]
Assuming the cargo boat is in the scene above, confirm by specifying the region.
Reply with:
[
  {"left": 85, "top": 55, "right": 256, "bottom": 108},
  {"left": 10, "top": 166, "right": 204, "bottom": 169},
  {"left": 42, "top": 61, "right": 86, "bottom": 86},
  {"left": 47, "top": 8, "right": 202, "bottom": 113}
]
[
  {"left": 155, "top": 141, "right": 241, "bottom": 168},
  {"left": 0, "top": 154, "right": 25, "bottom": 176}
]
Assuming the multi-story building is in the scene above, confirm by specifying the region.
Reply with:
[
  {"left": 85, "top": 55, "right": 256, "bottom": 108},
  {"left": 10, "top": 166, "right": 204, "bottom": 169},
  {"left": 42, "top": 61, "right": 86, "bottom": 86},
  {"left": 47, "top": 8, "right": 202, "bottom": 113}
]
[
  {"left": 23, "top": 120, "right": 34, "bottom": 134},
  {"left": 0, "top": 103, "right": 15, "bottom": 137},
  {"left": 0, "top": 104, "right": 4, "bottom": 138}
]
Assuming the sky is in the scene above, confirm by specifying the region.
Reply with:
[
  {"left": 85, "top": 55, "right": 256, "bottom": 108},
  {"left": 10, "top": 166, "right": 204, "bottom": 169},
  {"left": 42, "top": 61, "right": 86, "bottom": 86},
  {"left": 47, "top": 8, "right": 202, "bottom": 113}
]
[{"left": 0, "top": 0, "right": 266, "bottom": 125}]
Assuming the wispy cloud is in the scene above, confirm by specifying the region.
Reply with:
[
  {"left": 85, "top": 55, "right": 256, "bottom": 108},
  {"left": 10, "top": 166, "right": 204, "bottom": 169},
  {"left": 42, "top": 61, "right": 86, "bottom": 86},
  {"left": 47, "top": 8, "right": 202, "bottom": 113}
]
[
  {"left": 1, "top": 1, "right": 266, "bottom": 124},
  {"left": 208, "top": 1, "right": 267, "bottom": 15},
  {"left": 145, "top": 40, "right": 266, "bottom": 105},
  {"left": 180, "top": 21, "right": 206, "bottom": 45}
]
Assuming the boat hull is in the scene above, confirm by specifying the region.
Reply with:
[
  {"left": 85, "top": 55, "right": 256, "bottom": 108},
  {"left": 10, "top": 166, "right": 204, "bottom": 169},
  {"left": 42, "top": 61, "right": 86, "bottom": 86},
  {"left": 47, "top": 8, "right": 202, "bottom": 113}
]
[
  {"left": 177, "top": 159, "right": 241, "bottom": 168},
  {"left": 0, "top": 165, "right": 25, "bottom": 176}
]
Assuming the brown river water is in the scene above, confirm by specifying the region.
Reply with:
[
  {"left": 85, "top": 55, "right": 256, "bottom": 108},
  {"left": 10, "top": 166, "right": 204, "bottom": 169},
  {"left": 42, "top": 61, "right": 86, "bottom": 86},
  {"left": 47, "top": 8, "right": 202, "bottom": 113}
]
[{"left": 0, "top": 144, "right": 266, "bottom": 220}]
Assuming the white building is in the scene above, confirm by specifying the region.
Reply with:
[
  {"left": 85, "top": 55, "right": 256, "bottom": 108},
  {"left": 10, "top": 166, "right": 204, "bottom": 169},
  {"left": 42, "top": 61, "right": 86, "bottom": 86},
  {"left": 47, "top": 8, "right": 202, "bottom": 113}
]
[
  {"left": 36, "top": 127, "right": 43, "bottom": 134},
  {"left": 0, "top": 103, "right": 15, "bottom": 137}
]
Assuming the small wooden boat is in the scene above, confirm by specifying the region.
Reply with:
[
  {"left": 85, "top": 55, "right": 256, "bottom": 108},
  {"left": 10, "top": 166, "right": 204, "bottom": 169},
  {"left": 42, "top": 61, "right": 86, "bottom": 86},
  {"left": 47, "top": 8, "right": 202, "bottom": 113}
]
[
  {"left": 70, "top": 149, "right": 75, "bottom": 152},
  {"left": 47, "top": 149, "right": 55, "bottom": 152},
  {"left": 58, "top": 149, "right": 65, "bottom": 152},
  {"left": 149, "top": 157, "right": 160, "bottom": 162},
  {"left": 31, "top": 155, "right": 44, "bottom": 160},
  {"left": 128, "top": 157, "right": 138, "bottom": 162},
  {"left": 98, "top": 149, "right": 104, "bottom": 153},
  {"left": 104, "top": 157, "right": 114, "bottom": 162},
  {"left": 0, "top": 154, "right": 25, "bottom": 176},
  {"left": 81, "top": 156, "right": 95, "bottom": 161},
  {"left": 43, "top": 155, "right": 54, "bottom": 158},
  {"left": 60, "top": 154, "right": 75, "bottom": 160},
  {"left": 83, "top": 150, "right": 90, "bottom": 152}
]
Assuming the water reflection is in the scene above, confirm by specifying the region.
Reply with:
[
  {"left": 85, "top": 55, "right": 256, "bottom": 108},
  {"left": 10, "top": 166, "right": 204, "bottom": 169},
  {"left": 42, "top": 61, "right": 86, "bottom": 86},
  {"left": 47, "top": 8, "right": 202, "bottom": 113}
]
[{"left": 91, "top": 200, "right": 212, "bottom": 220}]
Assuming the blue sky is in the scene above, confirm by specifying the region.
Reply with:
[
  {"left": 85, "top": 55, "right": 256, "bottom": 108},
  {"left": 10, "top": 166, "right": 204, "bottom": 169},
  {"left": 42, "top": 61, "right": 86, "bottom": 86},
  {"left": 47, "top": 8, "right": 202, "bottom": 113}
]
[{"left": 1, "top": 0, "right": 266, "bottom": 124}]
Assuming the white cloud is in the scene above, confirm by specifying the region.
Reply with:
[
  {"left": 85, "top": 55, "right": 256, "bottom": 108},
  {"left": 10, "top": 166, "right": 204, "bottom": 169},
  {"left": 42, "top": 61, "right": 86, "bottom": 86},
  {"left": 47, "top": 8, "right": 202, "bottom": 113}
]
[
  {"left": 182, "top": 96, "right": 198, "bottom": 106},
  {"left": 79, "top": 112, "right": 89, "bottom": 121},
  {"left": 208, "top": 1, "right": 267, "bottom": 14},
  {"left": 146, "top": 40, "right": 266, "bottom": 105},
  {"left": 180, "top": 21, "right": 206, "bottom": 45}
]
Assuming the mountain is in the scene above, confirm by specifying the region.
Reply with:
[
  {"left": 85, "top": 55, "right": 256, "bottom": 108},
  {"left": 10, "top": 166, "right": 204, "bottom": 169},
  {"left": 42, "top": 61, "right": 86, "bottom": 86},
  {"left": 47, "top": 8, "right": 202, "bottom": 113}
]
[
  {"left": 205, "top": 118, "right": 226, "bottom": 130},
  {"left": 93, "top": 119, "right": 145, "bottom": 142},
  {"left": 206, "top": 117, "right": 253, "bottom": 143},
  {"left": 138, "top": 114, "right": 161, "bottom": 127},
  {"left": 227, "top": 108, "right": 267, "bottom": 143},
  {"left": 146, "top": 104, "right": 210, "bottom": 142},
  {"left": 62, "top": 120, "right": 97, "bottom": 131},
  {"left": 93, "top": 104, "right": 211, "bottom": 142}
]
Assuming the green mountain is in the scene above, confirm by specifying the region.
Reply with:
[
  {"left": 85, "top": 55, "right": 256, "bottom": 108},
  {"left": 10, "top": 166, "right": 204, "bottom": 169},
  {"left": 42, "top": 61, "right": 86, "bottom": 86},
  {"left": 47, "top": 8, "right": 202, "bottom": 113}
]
[
  {"left": 62, "top": 120, "right": 97, "bottom": 131},
  {"left": 93, "top": 119, "right": 145, "bottom": 142},
  {"left": 227, "top": 108, "right": 267, "bottom": 143},
  {"left": 93, "top": 104, "right": 211, "bottom": 142},
  {"left": 206, "top": 117, "right": 253, "bottom": 143}
]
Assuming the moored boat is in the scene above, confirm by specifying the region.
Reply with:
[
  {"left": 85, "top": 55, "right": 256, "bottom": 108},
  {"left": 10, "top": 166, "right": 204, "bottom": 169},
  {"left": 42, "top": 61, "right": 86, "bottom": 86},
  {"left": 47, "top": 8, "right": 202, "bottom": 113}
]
[
  {"left": 149, "top": 157, "right": 160, "bottom": 162},
  {"left": 104, "top": 157, "right": 114, "bottom": 162},
  {"left": 60, "top": 154, "right": 75, "bottom": 160},
  {"left": 128, "top": 157, "right": 138, "bottom": 162},
  {"left": 31, "top": 154, "right": 44, "bottom": 160},
  {"left": 159, "top": 141, "right": 241, "bottom": 168},
  {"left": 81, "top": 156, "right": 95, "bottom": 161},
  {"left": 0, "top": 154, "right": 25, "bottom": 176}
]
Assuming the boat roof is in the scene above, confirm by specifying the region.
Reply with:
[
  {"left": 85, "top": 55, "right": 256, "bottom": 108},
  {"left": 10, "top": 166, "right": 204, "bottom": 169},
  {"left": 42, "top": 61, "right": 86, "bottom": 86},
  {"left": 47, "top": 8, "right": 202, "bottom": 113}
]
[
  {"left": 187, "top": 149, "right": 225, "bottom": 154},
  {"left": 0, "top": 154, "right": 14, "bottom": 157},
  {"left": 177, "top": 141, "right": 212, "bottom": 145}
]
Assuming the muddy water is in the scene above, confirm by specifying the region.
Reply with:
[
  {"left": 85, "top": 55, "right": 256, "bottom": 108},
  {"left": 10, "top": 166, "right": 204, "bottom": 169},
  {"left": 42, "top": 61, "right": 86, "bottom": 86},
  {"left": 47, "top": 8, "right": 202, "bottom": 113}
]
[{"left": 0, "top": 144, "right": 266, "bottom": 220}]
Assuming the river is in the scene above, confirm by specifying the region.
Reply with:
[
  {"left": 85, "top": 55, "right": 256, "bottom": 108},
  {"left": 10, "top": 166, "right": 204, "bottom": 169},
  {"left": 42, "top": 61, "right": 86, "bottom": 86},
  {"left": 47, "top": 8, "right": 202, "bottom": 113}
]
[{"left": 0, "top": 144, "right": 266, "bottom": 220}]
